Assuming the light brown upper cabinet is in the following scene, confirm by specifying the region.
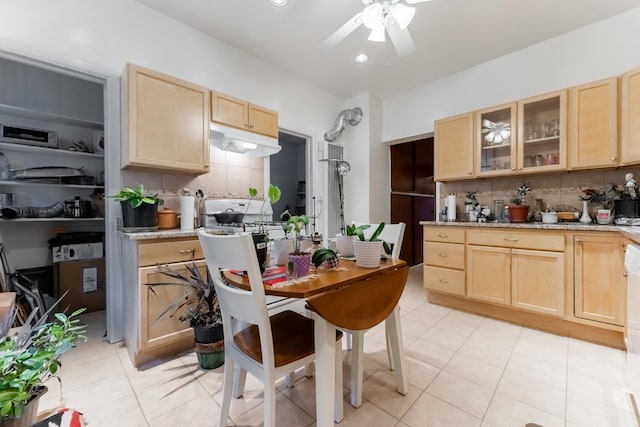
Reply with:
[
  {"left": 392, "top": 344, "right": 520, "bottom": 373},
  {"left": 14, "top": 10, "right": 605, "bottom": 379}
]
[
  {"left": 434, "top": 112, "right": 474, "bottom": 181},
  {"left": 124, "top": 63, "right": 210, "bottom": 174},
  {"left": 476, "top": 102, "right": 517, "bottom": 177},
  {"left": 569, "top": 77, "right": 619, "bottom": 170},
  {"left": 620, "top": 66, "right": 640, "bottom": 165},
  {"left": 211, "top": 91, "right": 278, "bottom": 138},
  {"left": 517, "top": 90, "right": 568, "bottom": 173}
]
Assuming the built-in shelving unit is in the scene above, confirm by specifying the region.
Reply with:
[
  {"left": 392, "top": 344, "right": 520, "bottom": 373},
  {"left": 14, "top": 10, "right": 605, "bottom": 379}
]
[{"left": 0, "top": 103, "right": 103, "bottom": 130}]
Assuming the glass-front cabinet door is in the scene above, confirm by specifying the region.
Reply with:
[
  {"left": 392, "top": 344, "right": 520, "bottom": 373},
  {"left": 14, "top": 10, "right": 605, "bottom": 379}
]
[
  {"left": 476, "top": 103, "right": 516, "bottom": 177},
  {"left": 517, "top": 90, "right": 567, "bottom": 173}
]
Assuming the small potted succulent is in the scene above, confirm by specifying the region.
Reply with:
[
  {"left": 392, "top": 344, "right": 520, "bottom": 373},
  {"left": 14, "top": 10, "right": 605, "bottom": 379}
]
[{"left": 508, "top": 183, "right": 530, "bottom": 223}]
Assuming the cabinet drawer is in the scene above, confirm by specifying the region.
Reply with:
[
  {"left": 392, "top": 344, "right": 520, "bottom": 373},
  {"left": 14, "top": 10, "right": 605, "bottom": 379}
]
[
  {"left": 466, "top": 229, "right": 564, "bottom": 251},
  {"left": 424, "top": 266, "right": 465, "bottom": 296},
  {"left": 424, "top": 226, "right": 465, "bottom": 244},
  {"left": 138, "top": 238, "right": 204, "bottom": 266},
  {"left": 424, "top": 242, "right": 465, "bottom": 269}
]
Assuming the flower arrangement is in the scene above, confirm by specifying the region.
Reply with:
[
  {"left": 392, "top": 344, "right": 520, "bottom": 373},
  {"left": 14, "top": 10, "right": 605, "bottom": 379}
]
[{"left": 581, "top": 184, "right": 624, "bottom": 209}]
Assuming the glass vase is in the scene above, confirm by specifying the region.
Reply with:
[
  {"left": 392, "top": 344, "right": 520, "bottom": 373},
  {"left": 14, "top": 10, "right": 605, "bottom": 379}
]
[{"left": 579, "top": 200, "right": 592, "bottom": 224}]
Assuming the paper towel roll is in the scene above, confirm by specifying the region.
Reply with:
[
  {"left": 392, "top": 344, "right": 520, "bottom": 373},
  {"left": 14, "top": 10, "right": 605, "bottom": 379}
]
[
  {"left": 180, "top": 196, "right": 195, "bottom": 230},
  {"left": 446, "top": 194, "right": 457, "bottom": 222}
]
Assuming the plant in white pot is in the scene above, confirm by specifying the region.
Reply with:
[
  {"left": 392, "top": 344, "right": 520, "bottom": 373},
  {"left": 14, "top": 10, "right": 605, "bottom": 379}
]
[
  {"left": 352, "top": 222, "right": 391, "bottom": 268},
  {"left": 335, "top": 223, "right": 370, "bottom": 257}
]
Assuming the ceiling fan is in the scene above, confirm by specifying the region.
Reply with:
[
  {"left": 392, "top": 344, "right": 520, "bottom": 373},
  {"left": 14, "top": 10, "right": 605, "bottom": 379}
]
[{"left": 321, "top": 0, "right": 432, "bottom": 57}]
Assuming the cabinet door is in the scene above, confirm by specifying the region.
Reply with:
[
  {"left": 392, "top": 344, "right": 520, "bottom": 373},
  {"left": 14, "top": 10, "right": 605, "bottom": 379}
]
[
  {"left": 126, "top": 63, "right": 210, "bottom": 174},
  {"left": 620, "top": 66, "right": 640, "bottom": 165},
  {"left": 517, "top": 90, "right": 567, "bottom": 172},
  {"left": 248, "top": 103, "right": 278, "bottom": 138},
  {"left": 434, "top": 113, "right": 474, "bottom": 181},
  {"left": 569, "top": 77, "right": 619, "bottom": 170},
  {"left": 511, "top": 249, "right": 564, "bottom": 317},
  {"left": 476, "top": 103, "right": 516, "bottom": 177},
  {"left": 138, "top": 260, "right": 207, "bottom": 350},
  {"left": 574, "top": 234, "right": 625, "bottom": 326},
  {"left": 466, "top": 244, "right": 511, "bottom": 305},
  {"left": 211, "top": 91, "right": 249, "bottom": 130}
]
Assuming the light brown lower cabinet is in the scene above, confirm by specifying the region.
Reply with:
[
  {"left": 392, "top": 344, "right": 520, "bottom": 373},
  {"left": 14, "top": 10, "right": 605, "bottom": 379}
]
[
  {"left": 466, "top": 245, "right": 565, "bottom": 316},
  {"left": 574, "top": 234, "right": 625, "bottom": 326}
]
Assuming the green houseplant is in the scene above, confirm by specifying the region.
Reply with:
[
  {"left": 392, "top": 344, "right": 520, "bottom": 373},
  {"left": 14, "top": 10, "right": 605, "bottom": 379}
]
[
  {"left": 284, "top": 214, "right": 311, "bottom": 277},
  {"left": 508, "top": 183, "right": 530, "bottom": 223},
  {"left": 108, "top": 184, "right": 161, "bottom": 228},
  {"left": 0, "top": 309, "right": 86, "bottom": 426},
  {"left": 147, "top": 261, "right": 223, "bottom": 369},
  {"left": 335, "top": 223, "right": 370, "bottom": 257},
  {"left": 248, "top": 184, "right": 281, "bottom": 272},
  {"left": 353, "top": 222, "right": 391, "bottom": 268}
]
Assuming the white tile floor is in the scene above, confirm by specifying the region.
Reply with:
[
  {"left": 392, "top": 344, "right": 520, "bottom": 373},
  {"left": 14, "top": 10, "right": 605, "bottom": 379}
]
[{"left": 39, "top": 264, "right": 639, "bottom": 427}]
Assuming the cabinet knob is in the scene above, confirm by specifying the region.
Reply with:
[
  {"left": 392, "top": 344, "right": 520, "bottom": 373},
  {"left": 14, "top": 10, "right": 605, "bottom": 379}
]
[
  {"left": 504, "top": 237, "right": 518, "bottom": 242},
  {"left": 438, "top": 278, "right": 449, "bottom": 283},
  {"left": 437, "top": 233, "right": 448, "bottom": 238},
  {"left": 468, "top": 171, "right": 472, "bottom": 175},
  {"left": 179, "top": 249, "right": 195, "bottom": 255},
  {"left": 438, "top": 253, "right": 448, "bottom": 257},
  {"left": 575, "top": 238, "right": 582, "bottom": 243},
  {"left": 249, "top": 124, "right": 255, "bottom": 129},
  {"left": 511, "top": 167, "right": 516, "bottom": 171},
  {"left": 611, "top": 156, "right": 617, "bottom": 161}
]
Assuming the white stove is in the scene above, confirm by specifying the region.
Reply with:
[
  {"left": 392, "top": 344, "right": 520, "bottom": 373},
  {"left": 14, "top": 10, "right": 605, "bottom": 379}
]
[{"left": 201, "top": 198, "right": 286, "bottom": 239}]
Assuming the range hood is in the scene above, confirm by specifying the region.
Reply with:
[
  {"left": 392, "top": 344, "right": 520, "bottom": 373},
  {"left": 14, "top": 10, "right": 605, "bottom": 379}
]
[{"left": 210, "top": 123, "right": 281, "bottom": 157}]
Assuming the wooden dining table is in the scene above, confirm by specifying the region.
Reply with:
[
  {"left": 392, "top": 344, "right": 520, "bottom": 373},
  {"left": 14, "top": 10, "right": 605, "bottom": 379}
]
[{"left": 223, "top": 257, "right": 409, "bottom": 427}]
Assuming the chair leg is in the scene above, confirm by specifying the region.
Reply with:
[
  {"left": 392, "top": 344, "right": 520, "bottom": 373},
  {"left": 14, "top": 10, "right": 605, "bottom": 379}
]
[
  {"left": 304, "top": 361, "right": 315, "bottom": 378},
  {"left": 345, "top": 331, "right": 352, "bottom": 350},
  {"left": 219, "top": 357, "right": 234, "bottom": 427},
  {"left": 232, "top": 366, "right": 247, "bottom": 398},
  {"left": 285, "top": 371, "right": 296, "bottom": 388},
  {"left": 385, "top": 307, "right": 408, "bottom": 395},
  {"left": 264, "top": 383, "right": 277, "bottom": 427},
  {"left": 335, "top": 336, "right": 344, "bottom": 423},
  {"left": 386, "top": 328, "right": 395, "bottom": 371},
  {"left": 349, "top": 331, "right": 364, "bottom": 408}
]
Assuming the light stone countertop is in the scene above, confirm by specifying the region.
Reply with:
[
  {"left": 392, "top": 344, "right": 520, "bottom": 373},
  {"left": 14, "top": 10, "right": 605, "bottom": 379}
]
[
  {"left": 419, "top": 221, "right": 640, "bottom": 244},
  {"left": 119, "top": 228, "right": 201, "bottom": 240}
]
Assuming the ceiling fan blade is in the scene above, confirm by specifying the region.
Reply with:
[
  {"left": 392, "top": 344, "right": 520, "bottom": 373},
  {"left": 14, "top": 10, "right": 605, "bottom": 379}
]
[
  {"left": 404, "top": 0, "right": 432, "bottom": 4},
  {"left": 386, "top": 21, "right": 415, "bottom": 56},
  {"left": 319, "top": 12, "right": 363, "bottom": 50}
]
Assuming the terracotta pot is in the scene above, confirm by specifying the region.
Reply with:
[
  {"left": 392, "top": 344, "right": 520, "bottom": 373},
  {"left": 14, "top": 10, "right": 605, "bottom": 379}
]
[
  {"left": 157, "top": 208, "right": 179, "bottom": 229},
  {"left": 508, "top": 204, "right": 529, "bottom": 223}
]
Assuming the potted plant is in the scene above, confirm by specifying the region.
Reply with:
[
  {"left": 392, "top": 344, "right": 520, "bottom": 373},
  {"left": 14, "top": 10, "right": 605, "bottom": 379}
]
[
  {"left": 335, "top": 223, "right": 370, "bottom": 257},
  {"left": 0, "top": 309, "right": 86, "bottom": 427},
  {"left": 248, "top": 184, "right": 281, "bottom": 272},
  {"left": 508, "top": 183, "right": 530, "bottom": 223},
  {"left": 352, "top": 222, "right": 391, "bottom": 268},
  {"left": 107, "top": 184, "right": 161, "bottom": 229},
  {"left": 147, "top": 261, "right": 223, "bottom": 370},
  {"left": 285, "top": 214, "right": 311, "bottom": 277},
  {"left": 311, "top": 248, "right": 340, "bottom": 270}
]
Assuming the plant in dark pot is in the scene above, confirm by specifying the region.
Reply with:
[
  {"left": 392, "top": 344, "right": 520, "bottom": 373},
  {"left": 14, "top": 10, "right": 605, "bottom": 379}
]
[
  {"left": 247, "top": 184, "right": 281, "bottom": 272},
  {"left": 0, "top": 308, "right": 86, "bottom": 427},
  {"left": 146, "top": 261, "right": 223, "bottom": 370},
  {"left": 108, "top": 184, "right": 161, "bottom": 229}
]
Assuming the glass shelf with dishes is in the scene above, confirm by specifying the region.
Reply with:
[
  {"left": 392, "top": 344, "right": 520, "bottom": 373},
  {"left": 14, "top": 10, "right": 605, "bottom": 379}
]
[{"left": 476, "top": 102, "right": 516, "bottom": 176}]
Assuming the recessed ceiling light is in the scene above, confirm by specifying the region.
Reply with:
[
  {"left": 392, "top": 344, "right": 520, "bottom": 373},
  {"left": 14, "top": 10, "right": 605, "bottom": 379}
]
[
  {"left": 354, "top": 53, "right": 369, "bottom": 63},
  {"left": 269, "top": 0, "right": 288, "bottom": 6}
]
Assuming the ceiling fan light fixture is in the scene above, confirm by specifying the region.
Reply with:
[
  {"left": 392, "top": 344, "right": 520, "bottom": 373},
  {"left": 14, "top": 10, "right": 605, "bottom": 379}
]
[
  {"left": 390, "top": 4, "right": 415, "bottom": 30},
  {"left": 354, "top": 53, "right": 369, "bottom": 63},
  {"left": 269, "top": 0, "right": 288, "bottom": 6},
  {"left": 368, "top": 25, "right": 386, "bottom": 42},
  {"left": 362, "top": 3, "right": 384, "bottom": 29}
]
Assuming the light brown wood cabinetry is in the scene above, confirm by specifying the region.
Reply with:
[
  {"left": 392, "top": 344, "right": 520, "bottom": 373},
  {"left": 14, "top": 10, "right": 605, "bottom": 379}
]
[
  {"left": 569, "top": 77, "right": 619, "bottom": 170},
  {"left": 124, "top": 63, "right": 210, "bottom": 174},
  {"left": 466, "top": 229, "right": 565, "bottom": 316},
  {"left": 211, "top": 91, "right": 278, "bottom": 138},
  {"left": 434, "top": 113, "right": 474, "bottom": 181},
  {"left": 574, "top": 234, "right": 625, "bottom": 326},
  {"left": 423, "top": 226, "right": 466, "bottom": 296},
  {"left": 620, "top": 66, "right": 640, "bottom": 165}
]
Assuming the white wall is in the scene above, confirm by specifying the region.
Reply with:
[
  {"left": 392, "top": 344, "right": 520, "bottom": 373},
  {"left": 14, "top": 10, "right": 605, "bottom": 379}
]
[{"left": 383, "top": 7, "right": 640, "bottom": 143}]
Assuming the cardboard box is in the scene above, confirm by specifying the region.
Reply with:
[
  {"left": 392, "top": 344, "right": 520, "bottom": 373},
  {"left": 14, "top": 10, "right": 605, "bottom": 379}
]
[
  {"left": 52, "top": 242, "right": 103, "bottom": 263},
  {"left": 56, "top": 258, "right": 105, "bottom": 313}
]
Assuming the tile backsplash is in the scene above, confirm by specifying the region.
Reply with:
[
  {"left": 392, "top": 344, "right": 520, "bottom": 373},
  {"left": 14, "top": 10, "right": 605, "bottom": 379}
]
[
  {"left": 439, "top": 166, "right": 640, "bottom": 220},
  {"left": 121, "top": 146, "right": 265, "bottom": 211}
]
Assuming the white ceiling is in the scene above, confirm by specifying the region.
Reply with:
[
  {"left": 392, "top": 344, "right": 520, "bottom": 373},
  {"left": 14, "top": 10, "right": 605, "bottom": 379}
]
[{"left": 136, "top": 0, "right": 640, "bottom": 100}]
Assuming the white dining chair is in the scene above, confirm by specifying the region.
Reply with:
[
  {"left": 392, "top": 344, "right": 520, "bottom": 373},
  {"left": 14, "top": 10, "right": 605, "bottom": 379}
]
[
  {"left": 348, "top": 221, "right": 406, "bottom": 407},
  {"left": 197, "top": 230, "right": 343, "bottom": 427}
]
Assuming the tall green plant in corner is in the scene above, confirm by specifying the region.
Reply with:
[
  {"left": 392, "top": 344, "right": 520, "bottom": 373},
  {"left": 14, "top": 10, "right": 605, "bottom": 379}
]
[
  {"left": 0, "top": 308, "right": 87, "bottom": 420},
  {"left": 248, "top": 184, "right": 281, "bottom": 233}
]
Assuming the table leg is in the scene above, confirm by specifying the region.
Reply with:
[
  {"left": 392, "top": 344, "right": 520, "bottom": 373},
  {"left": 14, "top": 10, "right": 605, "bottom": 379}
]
[
  {"left": 385, "top": 306, "right": 408, "bottom": 395},
  {"left": 313, "top": 312, "right": 336, "bottom": 427}
]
